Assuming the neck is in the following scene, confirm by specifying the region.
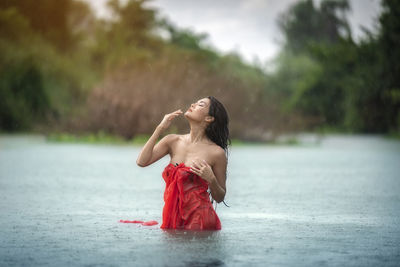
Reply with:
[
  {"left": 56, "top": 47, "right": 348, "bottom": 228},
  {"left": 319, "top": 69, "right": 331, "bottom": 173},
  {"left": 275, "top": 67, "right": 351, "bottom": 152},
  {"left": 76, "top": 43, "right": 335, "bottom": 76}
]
[{"left": 188, "top": 123, "right": 209, "bottom": 144}]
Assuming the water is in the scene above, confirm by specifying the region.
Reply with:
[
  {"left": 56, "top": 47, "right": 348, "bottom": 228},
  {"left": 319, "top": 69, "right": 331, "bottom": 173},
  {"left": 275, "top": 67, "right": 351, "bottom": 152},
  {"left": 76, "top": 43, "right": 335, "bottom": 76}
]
[{"left": 0, "top": 134, "right": 399, "bottom": 266}]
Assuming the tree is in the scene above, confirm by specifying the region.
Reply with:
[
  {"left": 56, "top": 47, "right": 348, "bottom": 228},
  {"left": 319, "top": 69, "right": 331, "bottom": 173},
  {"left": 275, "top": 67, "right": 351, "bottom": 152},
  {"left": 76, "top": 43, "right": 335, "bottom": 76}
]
[
  {"left": 275, "top": 0, "right": 354, "bottom": 128},
  {"left": 278, "top": 0, "right": 351, "bottom": 53},
  {"left": 378, "top": 0, "right": 400, "bottom": 132}
]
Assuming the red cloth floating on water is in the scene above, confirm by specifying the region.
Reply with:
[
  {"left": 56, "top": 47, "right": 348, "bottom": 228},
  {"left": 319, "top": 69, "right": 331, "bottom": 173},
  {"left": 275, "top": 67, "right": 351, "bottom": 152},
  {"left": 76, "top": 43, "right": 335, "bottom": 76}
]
[
  {"left": 141, "top": 220, "right": 158, "bottom": 226},
  {"left": 161, "top": 162, "right": 221, "bottom": 230},
  {"left": 119, "top": 220, "right": 144, "bottom": 223},
  {"left": 119, "top": 219, "right": 158, "bottom": 226}
]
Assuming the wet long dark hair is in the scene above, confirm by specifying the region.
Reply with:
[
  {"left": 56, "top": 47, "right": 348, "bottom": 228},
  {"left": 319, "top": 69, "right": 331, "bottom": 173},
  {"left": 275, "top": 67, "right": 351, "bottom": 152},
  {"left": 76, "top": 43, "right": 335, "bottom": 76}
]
[
  {"left": 205, "top": 96, "right": 231, "bottom": 157},
  {"left": 204, "top": 96, "right": 231, "bottom": 208}
]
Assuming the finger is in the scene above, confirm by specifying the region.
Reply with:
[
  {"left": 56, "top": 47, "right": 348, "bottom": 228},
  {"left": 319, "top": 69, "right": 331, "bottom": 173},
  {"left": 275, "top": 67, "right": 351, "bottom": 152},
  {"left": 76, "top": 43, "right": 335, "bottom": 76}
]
[
  {"left": 172, "top": 113, "right": 181, "bottom": 118},
  {"left": 190, "top": 167, "right": 199, "bottom": 174},
  {"left": 192, "top": 162, "right": 203, "bottom": 173},
  {"left": 193, "top": 161, "right": 204, "bottom": 170},
  {"left": 191, "top": 165, "right": 200, "bottom": 171},
  {"left": 168, "top": 111, "right": 181, "bottom": 117},
  {"left": 191, "top": 160, "right": 201, "bottom": 168},
  {"left": 191, "top": 167, "right": 200, "bottom": 174},
  {"left": 168, "top": 113, "right": 181, "bottom": 120},
  {"left": 199, "top": 160, "right": 208, "bottom": 167}
]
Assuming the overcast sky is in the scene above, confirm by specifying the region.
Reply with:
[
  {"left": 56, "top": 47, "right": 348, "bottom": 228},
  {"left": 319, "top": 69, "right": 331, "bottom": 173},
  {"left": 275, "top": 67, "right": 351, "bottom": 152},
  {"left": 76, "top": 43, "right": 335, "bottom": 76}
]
[{"left": 86, "top": 0, "right": 382, "bottom": 64}]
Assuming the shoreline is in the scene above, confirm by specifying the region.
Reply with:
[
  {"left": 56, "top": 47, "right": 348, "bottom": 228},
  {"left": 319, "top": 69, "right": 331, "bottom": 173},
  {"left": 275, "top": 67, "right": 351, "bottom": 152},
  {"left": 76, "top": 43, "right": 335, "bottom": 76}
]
[{"left": 1, "top": 131, "right": 397, "bottom": 147}]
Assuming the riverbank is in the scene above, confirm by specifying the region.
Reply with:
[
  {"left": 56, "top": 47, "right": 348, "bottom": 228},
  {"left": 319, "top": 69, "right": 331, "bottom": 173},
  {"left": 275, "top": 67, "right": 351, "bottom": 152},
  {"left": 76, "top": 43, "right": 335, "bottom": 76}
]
[
  {"left": 3, "top": 124, "right": 399, "bottom": 147},
  {"left": 38, "top": 131, "right": 304, "bottom": 146}
]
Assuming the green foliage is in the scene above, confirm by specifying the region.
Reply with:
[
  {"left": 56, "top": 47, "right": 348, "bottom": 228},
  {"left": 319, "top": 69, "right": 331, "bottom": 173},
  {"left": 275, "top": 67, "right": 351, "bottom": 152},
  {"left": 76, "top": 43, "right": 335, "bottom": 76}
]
[
  {"left": 278, "top": 0, "right": 351, "bottom": 53},
  {"left": 0, "top": 0, "right": 75, "bottom": 50},
  {"left": 378, "top": 0, "right": 400, "bottom": 132},
  {"left": 108, "top": 0, "right": 156, "bottom": 35},
  {"left": 273, "top": 0, "right": 400, "bottom": 133},
  {"left": 90, "top": 0, "right": 164, "bottom": 72},
  {"left": 47, "top": 131, "right": 127, "bottom": 144},
  {"left": 2, "top": 0, "right": 399, "bottom": 139},
  {"left": 0, "top": 57, "right": 49, "bottom": 130},
  {"left": 0, "top": 8, "right": 49, "bottom": 130},
  {"left": 274, "top": 0, "right": 355, "bottom": 128},
  {"left": 269, "top": 52, "right": 323, "bottom": 113},
  {"left": 160, "top": 18, "right": 209, "bottom": 51},
  {"left": 0, "top": 3, "right": 96, "bottom": 131},
  {"left": 0, "top": 7, "right": 31, "bottom": 42}
]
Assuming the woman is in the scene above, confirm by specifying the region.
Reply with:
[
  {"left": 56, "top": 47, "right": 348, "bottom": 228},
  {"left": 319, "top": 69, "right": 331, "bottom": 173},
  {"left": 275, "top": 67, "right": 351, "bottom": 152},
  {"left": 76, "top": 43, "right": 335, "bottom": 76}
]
[{"left": 136, "top": 96, "right": 231, "bottom": 230}]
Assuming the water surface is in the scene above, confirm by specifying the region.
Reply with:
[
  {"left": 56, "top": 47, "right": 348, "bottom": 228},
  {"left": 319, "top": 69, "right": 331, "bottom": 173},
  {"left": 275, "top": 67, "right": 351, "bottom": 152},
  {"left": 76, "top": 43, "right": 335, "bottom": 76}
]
[{"left": 0, "top": 134, "right": 399, "bottom": 266}]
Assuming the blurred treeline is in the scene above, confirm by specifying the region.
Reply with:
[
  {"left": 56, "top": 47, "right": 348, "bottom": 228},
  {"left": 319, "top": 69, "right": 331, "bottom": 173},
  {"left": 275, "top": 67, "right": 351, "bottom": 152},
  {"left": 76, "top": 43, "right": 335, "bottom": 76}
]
[
  {"left": 273, "top": 0, "right": 400, "bottom": 134},
  {"left": 0, "top": 0, "right": 399, "bottom": 141}
]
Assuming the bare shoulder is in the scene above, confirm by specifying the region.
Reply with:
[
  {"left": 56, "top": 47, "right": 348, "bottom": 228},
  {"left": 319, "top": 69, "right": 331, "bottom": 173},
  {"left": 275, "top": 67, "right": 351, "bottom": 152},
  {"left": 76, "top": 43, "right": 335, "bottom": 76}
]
[
  {"left": 164, "top": 133, "right": 185, "bottom": 147},
  {"left": 210, "top": 145, "right": 227, "bottom": 166},
  {"left": 162, "top": 133, "right": 179, "bottom": 141},
  {"left": 159, "top": 133, "right": 179, "bottom": 148},
  {"left": 172, "top": 133, "right": 187, "bottom": 143}
]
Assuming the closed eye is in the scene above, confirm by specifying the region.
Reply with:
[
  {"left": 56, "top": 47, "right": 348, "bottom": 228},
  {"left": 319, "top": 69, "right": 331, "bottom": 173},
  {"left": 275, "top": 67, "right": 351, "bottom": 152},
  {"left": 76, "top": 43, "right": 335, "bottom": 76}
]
[{"left": 192, "top": 100, "right": 206, "bottom": 108}]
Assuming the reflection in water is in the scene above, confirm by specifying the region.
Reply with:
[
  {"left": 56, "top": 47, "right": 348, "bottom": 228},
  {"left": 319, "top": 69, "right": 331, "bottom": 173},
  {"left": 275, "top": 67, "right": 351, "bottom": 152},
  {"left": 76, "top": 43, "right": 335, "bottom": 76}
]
[
  {"left": 183, "top": 259, "right": 225, "bottom": 267},
  {"left": 161, "top": 229, "right": 226, "bottom": 266},
  {"left": 162, "top": 229, "right": 221, "bottom": 240}
]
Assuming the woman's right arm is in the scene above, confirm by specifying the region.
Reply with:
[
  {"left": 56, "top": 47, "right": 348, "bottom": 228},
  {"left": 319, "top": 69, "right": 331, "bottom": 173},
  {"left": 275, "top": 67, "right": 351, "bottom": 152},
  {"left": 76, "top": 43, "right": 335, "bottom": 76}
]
[{"left": 136, "top": 109, "right": 182, "bottom": 167}]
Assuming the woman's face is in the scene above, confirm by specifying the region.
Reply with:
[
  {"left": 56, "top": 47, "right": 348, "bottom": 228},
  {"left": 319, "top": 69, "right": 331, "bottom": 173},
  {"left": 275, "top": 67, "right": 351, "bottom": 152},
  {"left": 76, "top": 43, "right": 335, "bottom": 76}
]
[{"left": 184, "top": 98, "right": 212, "bottom": 123}]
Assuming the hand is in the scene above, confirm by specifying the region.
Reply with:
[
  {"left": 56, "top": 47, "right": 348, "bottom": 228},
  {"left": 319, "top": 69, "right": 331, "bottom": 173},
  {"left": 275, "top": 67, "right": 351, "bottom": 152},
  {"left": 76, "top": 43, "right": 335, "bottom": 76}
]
[
  {"left": 190, "top": 158, "right": 215, "bottom": 184},
  {"left": 158, "top": 109, "right": 183, "bottom": 130}
]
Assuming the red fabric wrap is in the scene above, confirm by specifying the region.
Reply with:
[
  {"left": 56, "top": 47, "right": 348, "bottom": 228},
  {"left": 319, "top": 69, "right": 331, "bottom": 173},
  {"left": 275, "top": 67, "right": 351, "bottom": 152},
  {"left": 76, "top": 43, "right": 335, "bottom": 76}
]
[{"left": 161, "top": 163, "right": 221, "bottom": 230}]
